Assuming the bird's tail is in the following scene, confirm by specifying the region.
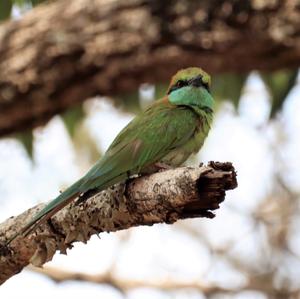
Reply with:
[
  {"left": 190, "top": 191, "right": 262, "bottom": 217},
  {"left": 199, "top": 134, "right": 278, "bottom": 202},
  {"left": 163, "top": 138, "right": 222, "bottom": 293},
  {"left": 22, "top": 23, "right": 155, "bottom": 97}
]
[{"left": 6, "top": 178, "right": 84, "bottom": 245}]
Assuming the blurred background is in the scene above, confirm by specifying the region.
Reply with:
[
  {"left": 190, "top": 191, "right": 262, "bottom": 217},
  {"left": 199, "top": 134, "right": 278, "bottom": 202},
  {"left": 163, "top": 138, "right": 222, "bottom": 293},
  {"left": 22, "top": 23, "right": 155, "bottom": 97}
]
[{"left": 0, "top": 0, "right": 300, "bottom": 298}]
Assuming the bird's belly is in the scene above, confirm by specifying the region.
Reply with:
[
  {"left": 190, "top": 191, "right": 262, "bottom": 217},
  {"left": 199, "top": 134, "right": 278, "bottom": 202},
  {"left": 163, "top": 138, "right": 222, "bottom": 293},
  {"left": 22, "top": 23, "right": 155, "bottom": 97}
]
[
  {"left": 141, "top": 147, "right": 190, "bottom": 174},
  {"left": 161, "top": 120, "right": 211, "bottom": 167},
  {"left": 161, "top": 138, "right": 202, "bottom": 167},
  {"left": 142, "top": 112, "right": 212, "bottom": 173}
]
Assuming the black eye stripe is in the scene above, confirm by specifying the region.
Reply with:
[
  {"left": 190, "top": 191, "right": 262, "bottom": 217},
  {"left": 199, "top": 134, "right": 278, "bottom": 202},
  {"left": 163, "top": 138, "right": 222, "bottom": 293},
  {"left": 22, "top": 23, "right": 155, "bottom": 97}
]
[
  {"left": 167, "top": 80, "right": 188, "bottom": 94},
  {"left": 167, "top": 76, "right": 210, "bottom": 94},
  {"left": 176, "top": 80, "right": 187, "bottom": 87}
]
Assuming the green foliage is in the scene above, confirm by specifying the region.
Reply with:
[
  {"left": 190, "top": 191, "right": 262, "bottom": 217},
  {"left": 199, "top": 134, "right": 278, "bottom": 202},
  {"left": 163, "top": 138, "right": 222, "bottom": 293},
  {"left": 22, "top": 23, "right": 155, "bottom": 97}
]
[
  {"left": 15, "top": 130, "right": 34, "bottom": 158},
  {"left": 210, "top": 70, "right": 298, "bottom": 118},
  {"left": 261, "top": 70, "right": 298, "bottom": 118},
  {"left": 120, "top": 83, "right": 169, "bottom": 113},
  {"left": 155, "top": 83, "right": 168, "bottom": 100},
  {"left": 117, "top": 91, "right": 141, "bottom": 114},
  {"left": 11, "top": 0, "right": 28, "bottom": 6},
  {"left": 61, "top": 105, "right": 85, "bottom": 138},
  {"left": 0, "top": 0, "right": 49, "bottom": 21},
  {"left": 12, "top": 0, "right": 47, "bottom": 6},
  {"left": 73, "top": 122, "right": 101, "bottom": 166},
  {"left": 62, "top": 105, "right": 100, "bottom": 165},
  {"left": 30, "top": 0, "right": 46, "bottom": 6},
  {"left": 211, "top": 73, "right": 248, "bottom": 108},
  {"left": 0, "top": 0, "right": 12, "bottom": 21}
]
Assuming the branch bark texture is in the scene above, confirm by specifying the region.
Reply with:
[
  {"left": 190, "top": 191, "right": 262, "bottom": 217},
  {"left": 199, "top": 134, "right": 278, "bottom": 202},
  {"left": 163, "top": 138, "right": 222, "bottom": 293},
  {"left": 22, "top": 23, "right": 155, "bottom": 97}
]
[
  {"left": 0, "top": 0, "right": 299, "bottom": 136},
  {"left": 0, "top": 162, "right": 237, "bottom": 285}
]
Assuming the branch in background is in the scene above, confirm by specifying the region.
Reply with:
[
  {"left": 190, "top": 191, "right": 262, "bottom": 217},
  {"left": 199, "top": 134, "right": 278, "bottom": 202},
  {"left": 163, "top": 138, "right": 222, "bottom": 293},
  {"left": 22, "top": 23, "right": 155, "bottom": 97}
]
[
  {"left": 0, "top": 0, "right": 299, "bottom": 136},
  {"left": 0, "top": 162, "right": 237, "bottom": 285},
  {"left": 28, "top": 265, "right": 233, "bottom": 296},
  {"left": 28, "top": 262, "right": 300, "bottom": 298}
]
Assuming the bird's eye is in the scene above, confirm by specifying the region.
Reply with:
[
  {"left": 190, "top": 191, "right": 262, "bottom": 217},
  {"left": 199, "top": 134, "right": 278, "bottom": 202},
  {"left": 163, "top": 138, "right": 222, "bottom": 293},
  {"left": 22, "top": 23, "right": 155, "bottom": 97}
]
[
  {"left": 176, "top": 80, "right": 185, "bottom": 87},
  {"left": 167, "top": 80, "right": 187, "bottom": 94}
]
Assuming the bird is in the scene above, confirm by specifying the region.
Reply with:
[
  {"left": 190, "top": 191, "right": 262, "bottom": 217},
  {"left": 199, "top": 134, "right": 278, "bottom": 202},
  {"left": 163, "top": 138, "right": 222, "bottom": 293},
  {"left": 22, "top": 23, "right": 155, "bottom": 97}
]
[{"left": 7, "top": 67, "right": 214, "bottom": 245}]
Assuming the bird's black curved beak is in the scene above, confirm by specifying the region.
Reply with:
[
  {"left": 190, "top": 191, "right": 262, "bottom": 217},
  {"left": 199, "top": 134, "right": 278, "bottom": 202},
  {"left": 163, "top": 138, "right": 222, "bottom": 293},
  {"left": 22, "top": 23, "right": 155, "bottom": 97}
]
[
  {"left": 189, "top": 76, "right": 210, "bottom": 92},
  {"left": 189, "top": 76, "right": 202, "bottom": 87}
]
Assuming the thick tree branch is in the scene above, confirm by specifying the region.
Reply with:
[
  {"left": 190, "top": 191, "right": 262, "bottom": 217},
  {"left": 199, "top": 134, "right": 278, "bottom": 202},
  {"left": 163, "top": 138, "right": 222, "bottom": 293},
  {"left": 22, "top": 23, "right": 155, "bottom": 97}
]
[
  {"left": 0, "top": 0, "right": 299, "bottom": 136},
  {"left": 0, "top": 162, "right": 237, "bottom": 285}
]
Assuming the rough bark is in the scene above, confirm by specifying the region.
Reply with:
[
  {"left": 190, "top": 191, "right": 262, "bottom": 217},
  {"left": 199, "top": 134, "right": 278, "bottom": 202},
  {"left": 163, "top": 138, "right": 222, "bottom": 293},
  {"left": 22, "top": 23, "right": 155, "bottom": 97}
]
[
  {"left": 0, "top": 0, "right": 299, "bottom": 136},
  {"left": 0, "top": 162, "right": 237, "bottom": 285}
]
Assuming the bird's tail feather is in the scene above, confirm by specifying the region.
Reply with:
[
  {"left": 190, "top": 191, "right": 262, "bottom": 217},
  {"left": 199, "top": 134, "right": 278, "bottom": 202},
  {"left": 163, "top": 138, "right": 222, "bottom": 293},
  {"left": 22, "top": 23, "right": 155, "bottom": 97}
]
[{"left": 6, "top": 178, "right": 84, "bottom": 245}]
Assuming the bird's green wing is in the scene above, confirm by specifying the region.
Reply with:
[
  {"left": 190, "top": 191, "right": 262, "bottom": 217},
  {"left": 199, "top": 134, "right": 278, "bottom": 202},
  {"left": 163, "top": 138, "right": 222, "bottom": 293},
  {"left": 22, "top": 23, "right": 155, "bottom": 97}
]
[{"left": 78, "top": 101, "right": 198, "bottom": 192}]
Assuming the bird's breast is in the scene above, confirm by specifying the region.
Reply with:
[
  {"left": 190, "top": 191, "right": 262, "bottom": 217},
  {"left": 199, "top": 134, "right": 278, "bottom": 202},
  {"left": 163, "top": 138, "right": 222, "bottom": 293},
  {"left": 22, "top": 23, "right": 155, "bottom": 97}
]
[{"left": 161, "top": 111, "right": 212, "bottom": 166}]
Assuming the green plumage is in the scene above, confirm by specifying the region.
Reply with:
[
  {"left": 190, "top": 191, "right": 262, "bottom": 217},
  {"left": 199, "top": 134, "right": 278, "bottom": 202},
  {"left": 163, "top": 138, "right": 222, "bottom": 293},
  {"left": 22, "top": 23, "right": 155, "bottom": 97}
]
[{"left": 7, "top": 67, "right": 214, "bottom": 244}]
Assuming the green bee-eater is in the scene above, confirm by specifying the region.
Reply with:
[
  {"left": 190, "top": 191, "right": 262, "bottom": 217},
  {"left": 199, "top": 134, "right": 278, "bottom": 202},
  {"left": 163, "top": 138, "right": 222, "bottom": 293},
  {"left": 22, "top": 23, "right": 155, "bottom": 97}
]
[{"left": 7, "top": 67, "right": 214, "bottom": 244}]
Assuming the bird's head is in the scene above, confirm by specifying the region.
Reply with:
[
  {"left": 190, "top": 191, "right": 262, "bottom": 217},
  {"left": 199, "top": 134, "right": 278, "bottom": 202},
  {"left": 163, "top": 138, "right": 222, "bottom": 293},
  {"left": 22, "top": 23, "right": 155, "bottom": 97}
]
[
  {"left": 167, "top": 67, "right": 213, "bottom": 111},
  {"left": 167, "top": 67, "right": 211, "bottom": 94}
]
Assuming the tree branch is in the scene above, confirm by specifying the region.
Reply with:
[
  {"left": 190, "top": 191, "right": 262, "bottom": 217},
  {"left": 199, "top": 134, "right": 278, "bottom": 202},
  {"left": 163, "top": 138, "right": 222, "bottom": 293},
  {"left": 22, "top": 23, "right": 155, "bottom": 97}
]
[
  {"left": 0, "top": 162, "right": 237, "bottom": 285},
  {"left": 27, "top": 263, "right": 300, "bottom": 298},
  {"left": 28, "top": 265, "right": 234, "bottom": 296},
  {"left": 0, "top": 0, "right": 299, "bottom": 136}
]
